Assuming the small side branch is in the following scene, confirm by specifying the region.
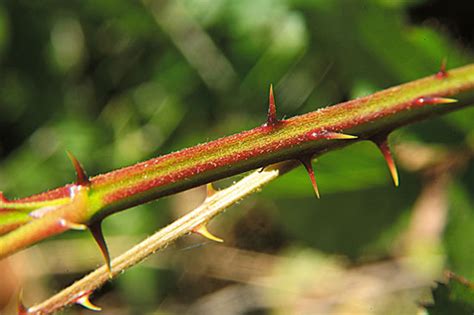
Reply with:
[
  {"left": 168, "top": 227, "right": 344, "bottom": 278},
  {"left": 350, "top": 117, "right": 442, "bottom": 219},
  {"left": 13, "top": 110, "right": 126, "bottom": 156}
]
[{"left": 27, "top": 161, "right": 298, "bottom": 315}]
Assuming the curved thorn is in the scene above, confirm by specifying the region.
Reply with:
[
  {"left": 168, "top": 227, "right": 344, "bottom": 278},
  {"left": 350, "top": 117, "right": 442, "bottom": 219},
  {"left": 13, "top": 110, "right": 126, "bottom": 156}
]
[
  {"left": 74, "top": 291, "right": 102, "bottom": 312},
  {"left": 193, "top": 224, "right": 223, "bottom": 243},
  {"left": 300, "top": 157, "right": 320, "bottom": 199},
  {"left": 266, "top": 84, "right": 278, "bottom": 126},
  {"left": 206, "top": 183, "right": 217, "bottom": 198},
  {"left": 89, "top": 221, "right": 112, "bottom": 275},
  {"left": 0, "top": 191, "right": 7, "bottom": 202},
  {"left": 372, "top": 136, "right": 399, "bottom": 187},
  {"left": 66, "top": 151, "right": 90, "bottom": 186}
]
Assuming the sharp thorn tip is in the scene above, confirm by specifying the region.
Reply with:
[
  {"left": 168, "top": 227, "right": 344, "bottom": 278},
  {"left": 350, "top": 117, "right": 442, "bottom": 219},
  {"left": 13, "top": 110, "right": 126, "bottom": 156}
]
[
  {"left": 89, "top": 222, "right": 112, "bottom": 274},
  {"left": 75, "top": 291, "right": 102, "bottom": 311},
  {"left": 372, "top": 136, "right": 399, "bottom": 188},
  {"left": 193, "top": 224, "right": 223, "bottom": 243},
  {"left": 266, "top": 84, "right": 278, "bottom": 126},
  {"left": 325, "top": 132, "right": 358, "bottom": 140},
  {"left": 66, "top": 151, "right": 90, "bottom": 186},
  {"left": 414, "top": 96, "right": 457, "bottom": 106},
  {"left": 437, "top": 97, "right": 457, "bottom": 104},
  {"left": 59, "top": 219, "right": 88, "bottom": 231},
  {"left": 300, "top": 158, "right": 320, "bottom": 199}
]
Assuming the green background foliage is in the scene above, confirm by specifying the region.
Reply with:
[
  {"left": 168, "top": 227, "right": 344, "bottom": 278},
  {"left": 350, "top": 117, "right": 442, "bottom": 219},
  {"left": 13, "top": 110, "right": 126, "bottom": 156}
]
[
  {"left": 0, "top": 0, "right": 473, "bottom": 314},
  {"left": 425, "top": 276, "right": 474, "bottom": 315}
]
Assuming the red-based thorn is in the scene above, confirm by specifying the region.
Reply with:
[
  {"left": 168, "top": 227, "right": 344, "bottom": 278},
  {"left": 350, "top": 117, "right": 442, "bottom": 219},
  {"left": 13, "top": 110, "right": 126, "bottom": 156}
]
[
  {"left": 412, "top": 96, "right": 457, "bottom": 106},
  {"left": 372, "top": 136, "right": 399, "bottom": 187},
  {"left": 67, "top": 151, "right": 90, "bottom": 186},
  {"left": 321, "top": 132, "right": 358, "bottom": 140},
  {"left": 206, "top": 183, "right": 217, "bottom": 198},
  {"left": 192, "top": 223, "right": 223, "bottom": 243},
  {"left": 89, "top": 221, "right": 112, "bottom": 276},
  {"left": 306, "top": 131, "right": 357, "bottom": 141},
  {"left": 436, "top": 58, "right": 448, "bottom": 79},
  {"left": 0, "top": 191, "right": 7, "bottom": 203},
  {"left": 74, "top": 290, "right": 102, "bottom": 311},
  {"left": 266, "top": 84, "right": 279, "bottom": 126},
  {"left": 17, "top": 290, "right": 28, "bottom": 315},
  {"left": 300, "top": 157, "right": 320, "bottom": 199},
  {"left": 325, "top": 132, "right": 357, "bottom": 140}
]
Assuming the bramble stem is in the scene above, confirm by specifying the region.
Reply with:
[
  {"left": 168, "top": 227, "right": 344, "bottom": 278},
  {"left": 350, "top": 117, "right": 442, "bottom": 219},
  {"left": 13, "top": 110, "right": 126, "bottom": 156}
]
[
  {"left": 2, "top": 65, "right": 474, "bottom": 262},
  {"left": 3, "top": 64, "right": 474, "bottom": 314},
  {"left": 27, "top": 162, "right": 297, "bottom": 314}
]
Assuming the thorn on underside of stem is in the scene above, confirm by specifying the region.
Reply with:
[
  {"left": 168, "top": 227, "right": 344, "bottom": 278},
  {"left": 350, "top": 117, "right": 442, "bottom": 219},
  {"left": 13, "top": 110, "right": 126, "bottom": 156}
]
[
  {"left": 73, "top": 290, "right": 102, "bottom": 312},
  {"left": 371, "top": 135, "right": 399, "bottom": 187},
  {"left": 299, "top": 157, "right": 320, "bottom": 199},
  {"left": 192, "top": 223, "right": 223, "bottom": 243},
  {"left": 89, "top": 221, "right": 112, "bottom": 276}
]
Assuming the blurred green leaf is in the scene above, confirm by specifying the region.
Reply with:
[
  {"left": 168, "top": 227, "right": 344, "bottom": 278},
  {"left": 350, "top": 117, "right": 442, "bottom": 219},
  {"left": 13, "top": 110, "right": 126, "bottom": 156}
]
[
  {"left": 424, "top": 275, "right": 474, "bottom": 315},
  {"left": 444, "top": 183, "right": 474, "bottom": 279}
]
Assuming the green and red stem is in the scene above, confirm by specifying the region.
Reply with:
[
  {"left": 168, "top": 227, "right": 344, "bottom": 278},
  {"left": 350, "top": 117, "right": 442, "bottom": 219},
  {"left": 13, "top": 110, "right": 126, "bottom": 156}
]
[{"left": 2, "top": 63, "right": 474, "bottom": 262}]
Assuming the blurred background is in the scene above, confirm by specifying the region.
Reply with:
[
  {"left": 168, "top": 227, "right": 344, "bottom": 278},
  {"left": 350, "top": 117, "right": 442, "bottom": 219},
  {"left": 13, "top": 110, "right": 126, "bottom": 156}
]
[{"left": 1, "top": 0, "right": 474, "bottom": 314}]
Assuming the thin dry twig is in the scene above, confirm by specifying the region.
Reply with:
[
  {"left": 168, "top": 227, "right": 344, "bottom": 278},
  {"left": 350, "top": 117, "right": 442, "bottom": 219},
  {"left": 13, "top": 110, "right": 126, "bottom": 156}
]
[{"left": 27, "top": 161, "right": 298, "bottom": 314}]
